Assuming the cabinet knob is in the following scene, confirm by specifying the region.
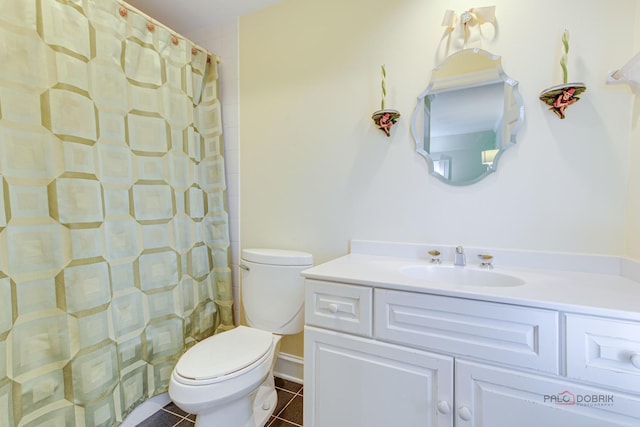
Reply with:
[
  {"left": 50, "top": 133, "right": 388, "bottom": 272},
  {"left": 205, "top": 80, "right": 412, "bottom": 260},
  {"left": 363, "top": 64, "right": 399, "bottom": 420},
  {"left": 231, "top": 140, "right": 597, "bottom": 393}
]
[
  {"left": 437, "top": 400, "right": 450, "bottom": 414},
  {"left": 328, "top": 303, "right": 339, "bottom": 313},
  {"left": 631, "top": 353, "right": 640, "bottom": 369},
  {"left": 458, "top": 406, "right": 472, "bottom": 421}
]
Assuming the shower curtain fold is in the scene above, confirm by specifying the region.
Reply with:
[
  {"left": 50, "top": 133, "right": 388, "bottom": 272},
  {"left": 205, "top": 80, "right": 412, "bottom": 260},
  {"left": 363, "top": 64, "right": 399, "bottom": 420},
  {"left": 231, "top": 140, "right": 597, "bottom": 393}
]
[{"left": 0, "top": 0, "right": 233, "bottom": 425}]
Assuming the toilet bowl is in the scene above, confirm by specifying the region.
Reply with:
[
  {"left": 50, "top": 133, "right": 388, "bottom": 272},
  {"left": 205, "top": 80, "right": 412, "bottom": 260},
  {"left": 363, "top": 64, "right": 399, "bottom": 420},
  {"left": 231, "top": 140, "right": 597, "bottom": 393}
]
[
  {"left": 169, "top": 326, "right": 281, "bottom": 427},
  {"left": 169, "top": 248, "right": 313, "bottom": 427}
]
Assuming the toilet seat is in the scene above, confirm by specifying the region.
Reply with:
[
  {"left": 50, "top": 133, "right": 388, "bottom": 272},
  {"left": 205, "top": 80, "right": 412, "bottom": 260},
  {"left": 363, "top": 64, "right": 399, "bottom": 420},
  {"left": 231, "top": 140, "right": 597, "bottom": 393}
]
[{"left": 174, "top": 326, "right": 274, "bottom": 384}]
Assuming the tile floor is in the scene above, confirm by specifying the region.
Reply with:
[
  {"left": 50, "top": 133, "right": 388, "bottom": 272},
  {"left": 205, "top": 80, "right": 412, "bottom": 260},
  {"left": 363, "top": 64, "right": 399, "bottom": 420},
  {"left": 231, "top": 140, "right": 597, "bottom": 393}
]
[{"left": 136, "top": 377, "right": 303, "bottom": 427}]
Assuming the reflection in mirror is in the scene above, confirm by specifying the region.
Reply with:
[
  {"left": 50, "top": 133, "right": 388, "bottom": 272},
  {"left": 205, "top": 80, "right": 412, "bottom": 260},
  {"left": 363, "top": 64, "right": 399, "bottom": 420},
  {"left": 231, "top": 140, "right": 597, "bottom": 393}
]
[{"left": 411, "top": 48, "right": 524, "bottom": 185}]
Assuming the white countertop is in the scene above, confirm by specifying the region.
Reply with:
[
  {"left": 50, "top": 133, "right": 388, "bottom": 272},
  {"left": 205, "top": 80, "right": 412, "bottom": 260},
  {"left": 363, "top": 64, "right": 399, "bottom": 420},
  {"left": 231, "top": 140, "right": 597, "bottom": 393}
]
[{"left": 301, "top": 241, "right": 640, "bottom": 321}]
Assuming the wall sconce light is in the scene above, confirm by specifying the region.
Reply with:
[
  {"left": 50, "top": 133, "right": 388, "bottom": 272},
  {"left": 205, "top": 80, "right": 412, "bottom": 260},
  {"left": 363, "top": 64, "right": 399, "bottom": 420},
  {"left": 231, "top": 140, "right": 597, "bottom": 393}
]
[
  {"left": 372, "top": 64, "right": 400, "bottom": 137},
  {"left": 481, "top": 149, "right": 499, "bottom": 166},
  {"left": 539, "top": 30, "right": 586, "bottom": 119},
  {"left": 607, "top": 52, "right": 640, "bottom": 94}
]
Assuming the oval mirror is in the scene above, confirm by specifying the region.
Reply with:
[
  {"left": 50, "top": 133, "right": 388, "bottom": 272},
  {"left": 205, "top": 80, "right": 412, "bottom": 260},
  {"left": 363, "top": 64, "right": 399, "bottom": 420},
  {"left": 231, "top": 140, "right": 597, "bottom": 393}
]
[{"left": 411, "top": 48, "right": 524, "bottom": 185}]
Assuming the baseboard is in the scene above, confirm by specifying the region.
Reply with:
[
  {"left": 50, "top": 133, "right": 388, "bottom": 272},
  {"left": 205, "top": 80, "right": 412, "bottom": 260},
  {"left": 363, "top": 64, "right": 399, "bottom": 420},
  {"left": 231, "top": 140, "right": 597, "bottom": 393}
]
[{"left": 274, "top": 352, "right": 304, "bottom": 385}]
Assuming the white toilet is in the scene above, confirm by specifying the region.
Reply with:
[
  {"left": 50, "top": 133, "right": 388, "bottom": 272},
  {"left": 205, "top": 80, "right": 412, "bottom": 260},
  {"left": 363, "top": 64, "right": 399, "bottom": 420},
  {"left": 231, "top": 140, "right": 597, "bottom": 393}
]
[{"left": 168, "top": 248, "right": 313, "bottom": 427}]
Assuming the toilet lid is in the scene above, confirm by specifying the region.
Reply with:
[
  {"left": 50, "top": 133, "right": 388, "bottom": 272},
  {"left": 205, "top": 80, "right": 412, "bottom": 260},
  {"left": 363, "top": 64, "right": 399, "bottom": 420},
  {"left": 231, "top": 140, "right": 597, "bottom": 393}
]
[{"left": 175, "top": 326, "right": 273, "bottom": 381}]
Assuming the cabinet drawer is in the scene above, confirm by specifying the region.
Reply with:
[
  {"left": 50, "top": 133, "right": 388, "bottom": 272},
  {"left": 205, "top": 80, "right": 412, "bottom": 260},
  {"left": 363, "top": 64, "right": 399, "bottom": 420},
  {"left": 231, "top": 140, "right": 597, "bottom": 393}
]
[
  {"left": 375, "top": 289, "right": 559, "bottom": 374},
  {"left": 566, "top": 314, "right": 640, "bottom": 393},
  {"left": 305, "top": 280, "right": 373, "bottom": 337}
]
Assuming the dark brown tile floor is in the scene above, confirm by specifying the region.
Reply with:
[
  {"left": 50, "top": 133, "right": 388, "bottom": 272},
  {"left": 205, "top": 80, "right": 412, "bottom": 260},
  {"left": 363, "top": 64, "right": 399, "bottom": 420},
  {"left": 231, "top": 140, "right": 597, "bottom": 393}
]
[{"left": 136, "top": 377, "right": 303, "bottom": 427}]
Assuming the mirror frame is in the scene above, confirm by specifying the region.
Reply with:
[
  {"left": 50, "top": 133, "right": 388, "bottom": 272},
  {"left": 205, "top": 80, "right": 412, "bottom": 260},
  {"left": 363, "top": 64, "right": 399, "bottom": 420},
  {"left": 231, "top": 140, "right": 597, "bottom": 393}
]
[{"left": 411, "top": 48, "right": 525, "bottom": 186}]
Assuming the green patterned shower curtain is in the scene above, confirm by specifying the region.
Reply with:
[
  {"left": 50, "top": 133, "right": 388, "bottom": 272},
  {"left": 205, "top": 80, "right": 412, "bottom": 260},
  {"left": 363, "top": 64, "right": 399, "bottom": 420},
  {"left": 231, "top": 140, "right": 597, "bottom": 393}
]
[{"left": 0, "top": 0, "right": 234, "bottom": 425}]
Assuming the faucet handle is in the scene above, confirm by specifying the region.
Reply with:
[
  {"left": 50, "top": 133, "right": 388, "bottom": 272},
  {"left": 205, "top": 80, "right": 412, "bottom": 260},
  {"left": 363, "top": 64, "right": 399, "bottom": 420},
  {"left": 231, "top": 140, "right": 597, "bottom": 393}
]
[
  {"left": 428, "top": 250, "right": 441, "bottom": 264},
  {"left": 453, "top": 245, "right": 466, "bottom": 266},
  {"left": 478, "top": 253, "right": 493, "bottom": 269}
]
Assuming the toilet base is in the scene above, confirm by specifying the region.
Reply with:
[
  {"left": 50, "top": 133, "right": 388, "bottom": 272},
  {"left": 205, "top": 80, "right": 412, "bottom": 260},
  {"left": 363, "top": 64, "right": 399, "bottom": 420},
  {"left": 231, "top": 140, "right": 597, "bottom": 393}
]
[
  {"left": 192, "top": 376, "right": 277, "bottom": 427},
  {"left": 253, "top": 380, "right": 278, "bottom": 427},
  {"left": 193, "top": 392, "right": 250, "bottom": 426}
]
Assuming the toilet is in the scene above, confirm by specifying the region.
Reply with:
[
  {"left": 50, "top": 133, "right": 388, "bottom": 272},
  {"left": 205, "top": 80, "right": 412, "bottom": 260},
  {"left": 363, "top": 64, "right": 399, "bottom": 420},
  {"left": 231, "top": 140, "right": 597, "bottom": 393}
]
[{"left": 168, "top": 248, "right": 313, "bottom": 427}]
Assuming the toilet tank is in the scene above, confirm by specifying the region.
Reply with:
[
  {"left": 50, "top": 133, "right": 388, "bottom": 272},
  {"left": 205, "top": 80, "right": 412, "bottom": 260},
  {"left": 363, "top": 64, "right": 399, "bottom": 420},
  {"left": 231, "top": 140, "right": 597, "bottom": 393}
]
[{"left": 241, "top": 248, "right": 313, "bottom": 334}]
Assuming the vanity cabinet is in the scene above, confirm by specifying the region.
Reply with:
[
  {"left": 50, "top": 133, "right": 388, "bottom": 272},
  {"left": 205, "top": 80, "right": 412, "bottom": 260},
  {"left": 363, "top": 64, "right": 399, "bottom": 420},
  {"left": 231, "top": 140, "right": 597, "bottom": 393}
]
[
  {"left": 374, "top": 288, "right": 560, "bottom": 374},
  {"left": 456, "top": 359, "right": 640, "bottom": 427},
  {"left": 304, "top": 279, "right": 640, "bottom": 427},
  {"left": 304, "top": 326, "right": 454, "bottom": 427},
  {"left": 304, "top": 279, "right": 454, "bottom": 426},
  {"left": 565, "top": 314, "right": 640, "bottom": 393}
]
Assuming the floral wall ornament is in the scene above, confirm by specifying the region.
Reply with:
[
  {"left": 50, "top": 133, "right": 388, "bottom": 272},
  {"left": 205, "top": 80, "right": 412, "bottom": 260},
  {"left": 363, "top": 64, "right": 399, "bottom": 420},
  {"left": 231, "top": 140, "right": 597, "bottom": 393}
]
[
  {"left": 372, "top": 64, "right": 400, "bottom": 137},
  {"left": 441, "top": 6, "right": 496, "bottom": 54},
  {"left": 539, "top": 30, "right": 586, "bottom": 119}
]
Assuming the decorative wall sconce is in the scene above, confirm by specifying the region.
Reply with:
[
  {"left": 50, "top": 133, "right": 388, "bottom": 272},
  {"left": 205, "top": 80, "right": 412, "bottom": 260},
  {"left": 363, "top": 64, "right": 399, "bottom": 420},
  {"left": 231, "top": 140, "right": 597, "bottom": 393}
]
[
  {"left": 372, "top": 64, "right": 400, "bottom": 137},
  {"left": 539, "top": 30, "right": 586, "bottom": 119},
  {"left": 441, "top": 6, "right": 496, "bottom": 55},
  {"left": 606, "top": 52, "right": 640, "bottom": 94}
]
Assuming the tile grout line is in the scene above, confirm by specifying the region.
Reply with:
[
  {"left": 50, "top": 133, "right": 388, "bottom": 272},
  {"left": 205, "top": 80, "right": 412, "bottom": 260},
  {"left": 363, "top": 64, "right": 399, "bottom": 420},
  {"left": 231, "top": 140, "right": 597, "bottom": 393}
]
[
  {"left": 268, "top": 385, "right": 303, "bottom": 427},
  {"left": 270, "top": 415, "right": 303, "bottom": 427},
  {"left": 161, "top": 408, "right": 187, "bottom": 418},
  {"left": 161, "top": 407, "right": 194, "bottom": 426},
  {"left": 171, "top": 415, "right": 193, "bottom": 427},
  {"left": 272, "top": 388, "right": 297, "bottom": 418}
]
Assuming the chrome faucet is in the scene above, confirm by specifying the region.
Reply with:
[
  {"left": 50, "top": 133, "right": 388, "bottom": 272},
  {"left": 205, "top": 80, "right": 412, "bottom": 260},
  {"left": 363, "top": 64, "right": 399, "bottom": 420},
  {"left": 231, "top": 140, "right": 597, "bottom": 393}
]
[{"left": 454, "top": 246, "right": 466, "bottom": 266}]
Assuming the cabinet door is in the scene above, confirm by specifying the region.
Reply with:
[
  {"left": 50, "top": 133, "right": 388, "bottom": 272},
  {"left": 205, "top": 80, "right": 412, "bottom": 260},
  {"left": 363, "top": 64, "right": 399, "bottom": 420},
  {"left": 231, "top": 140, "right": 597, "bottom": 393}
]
[
  {"left": 455, "top": 360, "right": 640, "bottom": 427},
  {"left": 304, "top": 326, "right": 454, "bottom": 427}
]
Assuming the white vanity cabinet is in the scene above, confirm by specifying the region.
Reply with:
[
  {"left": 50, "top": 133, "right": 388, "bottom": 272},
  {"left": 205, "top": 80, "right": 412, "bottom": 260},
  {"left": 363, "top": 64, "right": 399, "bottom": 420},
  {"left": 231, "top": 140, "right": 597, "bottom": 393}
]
[
  {"left": 304, "top": 279, "right": 454, "bottom": 427},
  {"left": 565, "top": 314, "right": 640, "bottom": 393},
  {"left": 455, "top": 360, "right": 640, "bottom": 427},
  {"left": 303, "top": 279, "right": 640, "bottom": 427},
  {"left": 373, "top": 289, "right": 560, "bottom": 374},
  {"left": 304, "top": 327, "right": 454, "bottom": 427}
]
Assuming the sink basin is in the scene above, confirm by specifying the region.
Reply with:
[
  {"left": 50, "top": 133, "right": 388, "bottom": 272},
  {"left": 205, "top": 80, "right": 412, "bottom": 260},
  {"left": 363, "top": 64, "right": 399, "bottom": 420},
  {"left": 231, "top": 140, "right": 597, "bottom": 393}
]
[{"left": 400, "top": 265, "right": 525, "bottom": 287}]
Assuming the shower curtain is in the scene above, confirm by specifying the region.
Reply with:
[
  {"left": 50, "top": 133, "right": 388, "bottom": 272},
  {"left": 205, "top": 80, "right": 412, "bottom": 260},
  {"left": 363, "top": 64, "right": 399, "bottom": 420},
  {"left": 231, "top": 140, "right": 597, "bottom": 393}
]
[{"left": 0, "top": 0, "right": 234, "bottom": 425}]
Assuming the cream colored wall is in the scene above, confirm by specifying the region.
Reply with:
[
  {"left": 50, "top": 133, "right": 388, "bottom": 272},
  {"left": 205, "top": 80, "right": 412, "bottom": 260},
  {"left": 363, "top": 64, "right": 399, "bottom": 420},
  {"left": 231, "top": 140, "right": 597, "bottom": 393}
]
[
  {"left": 239, "top": 0, "right": 638, "bottom": 357},
  {"left": 626, "top": 5, "right": 640, "bottom": 259}
]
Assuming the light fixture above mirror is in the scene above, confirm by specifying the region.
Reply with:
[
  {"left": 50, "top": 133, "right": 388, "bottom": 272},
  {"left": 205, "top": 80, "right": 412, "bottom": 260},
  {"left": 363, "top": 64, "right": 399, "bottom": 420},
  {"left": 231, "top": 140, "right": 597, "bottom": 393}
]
[{"left": 411, "top": 48, "right": 524, "bottom": 185}]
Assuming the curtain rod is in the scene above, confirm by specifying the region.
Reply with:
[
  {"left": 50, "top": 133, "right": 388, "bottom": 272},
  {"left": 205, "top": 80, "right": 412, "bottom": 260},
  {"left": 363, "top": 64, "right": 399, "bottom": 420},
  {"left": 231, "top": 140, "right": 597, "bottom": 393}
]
[{"left": 116, "top": 0, "right": 222, "bottom": 64}]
